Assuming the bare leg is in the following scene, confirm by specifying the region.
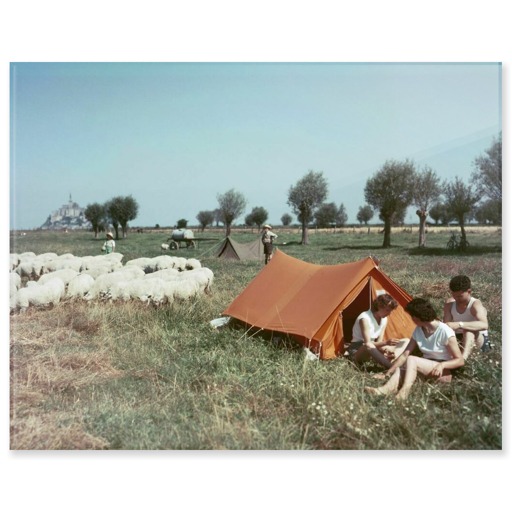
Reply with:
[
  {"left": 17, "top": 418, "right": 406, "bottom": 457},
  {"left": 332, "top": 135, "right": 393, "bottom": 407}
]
[
  {"left": 365, "top": 368, "right": 401, "bottom": 396},
  {"left": 461, "top": 331, "right": 479, "bottom": 360},
  {"left": 396, "top": 357, "right": 449, "bottom": 400}
]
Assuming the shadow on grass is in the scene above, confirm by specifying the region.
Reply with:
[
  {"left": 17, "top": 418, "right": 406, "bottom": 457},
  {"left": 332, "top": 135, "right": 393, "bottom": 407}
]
[
  {"left": 407, "top": 246, "right": 502, "bottom": 257},
  {"left": 322, "top": 245, "right": 390, "bottom": 251}
]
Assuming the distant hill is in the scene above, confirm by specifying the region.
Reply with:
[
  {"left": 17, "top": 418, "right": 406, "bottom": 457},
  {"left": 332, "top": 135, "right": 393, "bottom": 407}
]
[{"left": 40, "top": 195, "right": 92, "bottom": 231}]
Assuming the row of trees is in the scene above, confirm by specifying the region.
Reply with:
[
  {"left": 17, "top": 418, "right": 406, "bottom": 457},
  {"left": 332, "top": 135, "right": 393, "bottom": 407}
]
[
  {"left": 84, "top": 195, "right": 139, "bottom": 239},
  {"left": 197, "top": 133, "right": 501, "bottom": 247}
]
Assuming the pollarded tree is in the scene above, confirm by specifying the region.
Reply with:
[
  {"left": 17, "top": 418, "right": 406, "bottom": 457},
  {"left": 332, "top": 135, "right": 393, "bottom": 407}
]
[
  {"left": 248, "top": 206, "right": 268, "bottom": 230},
  {"left": 444, "top": 176, "right": 480, "bottom": 247},
  {"left": 336, "top": 203, "right": 348, "bottom": 227},
  {"left": 281, "top": 213, "right": 293, "bottom": 226},
  {"left": 472, "top": 132, "right": 502, "bottom": 202},
  {"left": 428, "top": 202, "right": 452, "bottom": 225},
  {"left": 314, "top": 202, "right": 337, "bottom": 228},
  {"left": 84, "top": 202, "right": 107, "bottom": 238},
  {"left": 106, "top": 195, "right": 139, "bottom": 239},
  {"left": 356, "top": 205, "right": 374, "bottom": 225},
  {"left": 474, "top": 199, "right": 501, "bottom": 225},
  {"left": 196, "top": 210, "right": 215, "bottom": 232},
  {"left": 288, "top": 170, "right": 328, "bottom": 245},
  {"left": 412, "top": 165, "right": 442, "bottom": 247},
  {"left": 217, "top": 188, "right": 247, "bottom": 237},
  {"left": 364, "top": 159, "right": 415, "bottom": 248},
  {"left": 472, "top": 132, "right": 502, "bottom": 224}
]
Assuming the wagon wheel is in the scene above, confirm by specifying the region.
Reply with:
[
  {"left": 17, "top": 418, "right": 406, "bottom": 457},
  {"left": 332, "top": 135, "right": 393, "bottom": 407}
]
[
  {"left": 169, "top": 240, "right": 179, "bottom": 250},
  {"left": 187, "top": 240, "right": 196, "bottom": 249}
]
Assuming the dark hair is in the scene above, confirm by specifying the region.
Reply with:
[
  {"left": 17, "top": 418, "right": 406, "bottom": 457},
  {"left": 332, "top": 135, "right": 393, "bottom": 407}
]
[
  {"left": 371, "top": 293, "right": 398, "bottom": 312},
  {"left": 449, "top": 275, "right": 471, "bottom": 292},
  {"left": 405, "top": 298, "right": 438, "bottom": 322}
]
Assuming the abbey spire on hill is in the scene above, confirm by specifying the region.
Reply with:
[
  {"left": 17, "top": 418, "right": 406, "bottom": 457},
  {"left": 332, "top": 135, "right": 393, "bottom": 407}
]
[{"left": 40, "top": 194, "right": 92, "bottom": 230}]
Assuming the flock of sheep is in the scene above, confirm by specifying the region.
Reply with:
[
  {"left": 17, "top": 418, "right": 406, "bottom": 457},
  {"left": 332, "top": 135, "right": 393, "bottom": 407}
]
[{"left": 9, "top": 251, "right": 214, "bottom": 312}]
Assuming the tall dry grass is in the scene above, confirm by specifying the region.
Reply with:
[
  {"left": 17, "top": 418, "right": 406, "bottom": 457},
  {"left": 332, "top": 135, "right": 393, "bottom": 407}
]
[{"left": 9, "top": 227, "right": 502, "bottom": 449}]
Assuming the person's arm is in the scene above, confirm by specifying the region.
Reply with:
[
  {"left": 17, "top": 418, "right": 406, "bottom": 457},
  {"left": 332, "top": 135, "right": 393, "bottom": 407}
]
[
  {"left": 360, "top": 317, "right": 393, "bottom": 368},
  {"left": 430, "top": 336, "right": 464, "bottom": 377},
  {"left": 443, "top": 299, "right": 454, "bottom": 323},
  {"left": 445, "top": 299, "right": 488, "bottom": 332},
  {"left": 374, "top": 338, "right": 417, "bottom": 379}
]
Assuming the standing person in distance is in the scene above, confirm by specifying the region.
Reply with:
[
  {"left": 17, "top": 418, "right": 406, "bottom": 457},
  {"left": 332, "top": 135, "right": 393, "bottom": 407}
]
[
  {"left": 102, "top": 231, "right": 116, "bottom": 254},
  {"left": 261, "top": 224, "right": 277, "bottom": 264}
]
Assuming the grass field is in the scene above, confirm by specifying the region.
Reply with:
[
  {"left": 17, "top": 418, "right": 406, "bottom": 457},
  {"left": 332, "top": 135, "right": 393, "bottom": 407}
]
[{"left": 9, "top": 226, "right": 502, "bottom": 450}]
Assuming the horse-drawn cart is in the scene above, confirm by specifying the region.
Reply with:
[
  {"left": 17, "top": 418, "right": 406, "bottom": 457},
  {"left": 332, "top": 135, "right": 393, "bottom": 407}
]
[{"left": 167, "top": 229, "right": 196, "bottom": 250}]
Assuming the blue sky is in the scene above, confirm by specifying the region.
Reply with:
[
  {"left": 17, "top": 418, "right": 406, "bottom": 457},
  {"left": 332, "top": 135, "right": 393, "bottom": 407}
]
[{"left": 10, "top": 62, "right": 501, "bottom": 230}]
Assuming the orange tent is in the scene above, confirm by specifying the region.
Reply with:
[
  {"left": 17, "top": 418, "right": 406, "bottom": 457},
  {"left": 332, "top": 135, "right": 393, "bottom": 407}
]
[{"left": 223, "top": 250, "right": 416, "bottom": 359}]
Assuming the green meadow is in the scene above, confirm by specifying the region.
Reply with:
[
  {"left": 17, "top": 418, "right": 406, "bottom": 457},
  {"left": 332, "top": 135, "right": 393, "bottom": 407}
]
[{"left": 9, "top": 226, "right": 502, "bottom": 450}]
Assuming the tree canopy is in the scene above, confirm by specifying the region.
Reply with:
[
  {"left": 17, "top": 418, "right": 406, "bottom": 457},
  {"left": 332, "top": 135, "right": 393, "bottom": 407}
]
[
  {"left": 444, "top": 176, "right": 480, "bottom": 245},
  {"left": 84, "top": 202, "right": 107, "bottom": 238},
  {"left": 217, "top": 189, "right": 247, "bottom": 236},
  {"left": 288, "top": 170, "right": 328, "bottom": 244},
  {"left": 356, "top": 205, "right": 374, "bottom": 225},
  {"left": 364, "top": 159, "right": 415, "bottom": 247},
  {"left": 106, "top": 195, "right": 139, "bottom": 239}
]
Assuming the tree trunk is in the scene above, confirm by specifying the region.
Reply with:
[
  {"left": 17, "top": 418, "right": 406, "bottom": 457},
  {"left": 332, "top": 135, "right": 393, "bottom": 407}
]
[
  {"left": 459, "top": 218, "right": 467, "bottom": 246},
  {"left": 382, "top": 217, "right": 392, "bottom": 248},
  {"left": 301, "top": 221, "right": 309, "bottom": 245},
  {"left": 416, "top": 209, "right": 427, "bottom": 247},
  {"left": 226, "top": 223, "right": 232, "bottom": 237}
]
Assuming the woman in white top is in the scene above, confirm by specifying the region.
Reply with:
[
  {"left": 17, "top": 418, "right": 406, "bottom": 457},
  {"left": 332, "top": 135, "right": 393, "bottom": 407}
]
[
  {"left": 347, "top": 293, "right": 407, "bottom": 369},
  {"left": 365, "top": 297, "right": 464, "bottom": 401}
]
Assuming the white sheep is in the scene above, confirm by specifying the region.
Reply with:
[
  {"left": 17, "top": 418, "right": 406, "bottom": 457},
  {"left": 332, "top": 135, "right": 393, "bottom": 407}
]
[
  {"left": 125, "top": 257, "right": 155, "bottom": 273},
  {"left": 66, "top": 273, "right": 96, "bottom": 299},
  {"left": 42, "top": 256, "right": 83, "bottom": 274},
  {"left": 185, "top": 258, "right": 202, "bottom": 270},
  {"left": 10, "top": 254, "right": 20, "bottom": 271},
  {"left": 161, "top": 243, "right": 170, "bottom": 252},
  {"left": 14, "top": 277, "right": 66, "bottom": 311},
  {"left": 38, "top": 268, "right": 79, "bottom": 286},
  {"left": 106, "top": 277, "right": 167, "bottom": 305},
  {"left": 15, "top": 256, "right": 42, "bottom": 279},
  {"left": 85, "top": 266, "right": 146, "bottom": 300}
]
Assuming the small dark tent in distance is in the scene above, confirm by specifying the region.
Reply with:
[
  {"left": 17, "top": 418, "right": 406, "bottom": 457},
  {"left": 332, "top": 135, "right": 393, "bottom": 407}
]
[
  {"left": 215, "top": 236, "right": 263, "bottom": 261},
  {"left": 223, "top": 251, "right": 416, "bottom": 359}
]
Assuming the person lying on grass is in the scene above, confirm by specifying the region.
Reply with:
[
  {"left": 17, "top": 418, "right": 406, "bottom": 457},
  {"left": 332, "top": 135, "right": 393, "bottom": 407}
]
[
  {"left": 364, "top": 297, "right": 464, "bottom": 401},
  {"left": 346, "top": 293, "right": 408, "bottom": 369}
]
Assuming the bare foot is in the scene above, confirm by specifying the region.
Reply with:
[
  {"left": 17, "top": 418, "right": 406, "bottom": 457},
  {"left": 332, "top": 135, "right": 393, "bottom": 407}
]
[{"left": 364, "top": 386, "right": 385, "bottom": 396}]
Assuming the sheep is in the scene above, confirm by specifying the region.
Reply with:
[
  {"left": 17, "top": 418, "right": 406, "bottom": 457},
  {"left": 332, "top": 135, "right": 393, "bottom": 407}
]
[
  {"left": 42, "top": 256, "right": 83, "bottom": 274},
  {"left": 15, "top": 258, "right": 45, "bottom": 280},
  {"left": 161, "top": 243, "right": 170, "bottom": 252},
  {"left": 66, "top": 273, "right": 96, "bottom": 299},
  {"left": 84, "top": 266, "right": 146, "bottom": 300},
  {"left": 14, "top": 277, "right": 66, "bottom": 311},
  {"left": 185, "top": 258, "right": 202, "bottom": 270},
  {"left": 10, "top": 272, "right": 21, "bottom": 291},
  {"left": 143, "top": 268, "right": 180, "bottom": 280},
  {"left": 125, "top": 257, "right": 155, "bottom": 273},
  {"left": 10, "top": 254, "right": 20, "bottom": 271},
  {"left": 106, "top": 277, "right": 167, "bottom": 305},
  {"left": 38, "top": 268, "right": 79, "bottom": 286}
]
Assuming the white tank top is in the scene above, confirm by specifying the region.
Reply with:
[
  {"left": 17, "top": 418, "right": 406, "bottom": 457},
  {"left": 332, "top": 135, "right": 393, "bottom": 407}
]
[{"left": 450, "top": 297, "right": 488, "bottom": 335}]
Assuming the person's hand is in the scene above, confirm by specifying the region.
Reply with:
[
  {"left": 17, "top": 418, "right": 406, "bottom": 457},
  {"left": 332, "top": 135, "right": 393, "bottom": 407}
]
[
  {"left": 430, "top": 363, "right": 444, "bottom": 377},
  {"left": 387, "top": 338, "right": 401, "bottom": 346},
  {"left": 372, "top": 373, "right": 388, "bottom": 381}
]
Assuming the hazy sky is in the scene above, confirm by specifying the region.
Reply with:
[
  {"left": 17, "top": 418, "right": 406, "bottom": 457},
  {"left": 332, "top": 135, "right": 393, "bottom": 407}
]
[{"left": 10, "top": 62, "right": 501, "bottom": 230}]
